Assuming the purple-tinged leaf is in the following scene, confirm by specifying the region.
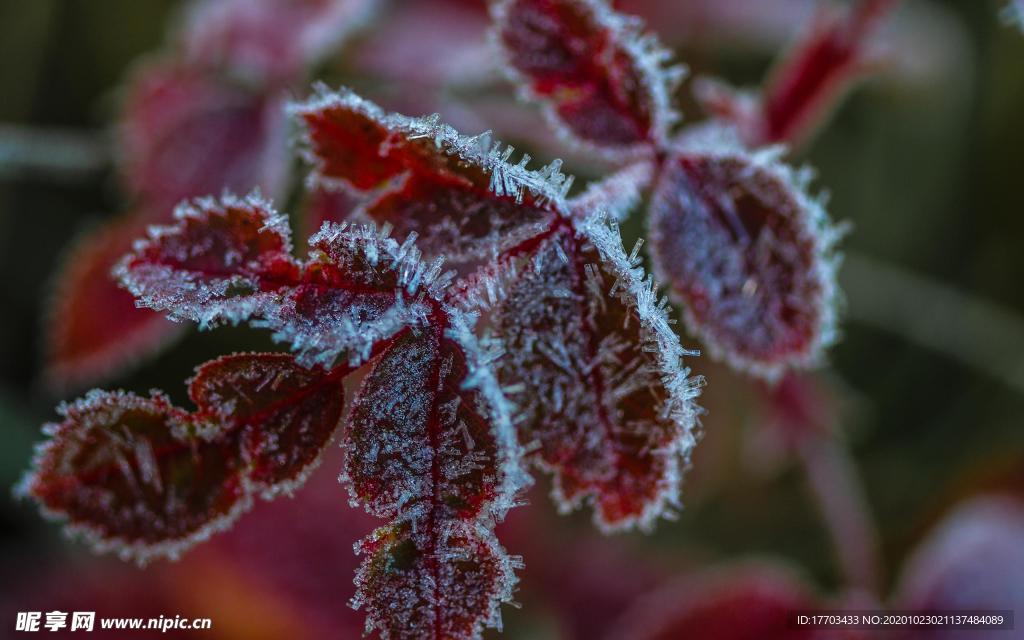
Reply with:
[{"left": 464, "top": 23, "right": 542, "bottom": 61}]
[
  {"left": 647, "top": 127, "right": 842, "bottom": 380},
  {"left": 893, "top": 496, "right": 1024, "bottom": 637},
  {"left": 491, "top": 0, "right": 684, "bottom": 154},
  {"left": 119, "top": 62, "right": 289, "bottom": 214},
  {"left": 292, "top": 86, "right": 570, "bottom": 262}
]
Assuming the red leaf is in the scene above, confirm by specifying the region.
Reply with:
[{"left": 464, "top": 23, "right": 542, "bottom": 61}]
[
  {"left": 120, "top": 62, "right": 290, "bottom": 215},
  {"left": 189, "top": 353, "right": 347, "bottom": 496},
  {"left": 355, "top": 522, "right": 513, "bottom": 640},
  {"left": 647, "top": 130, "right": 841, "bottom": 379},
  {"left": 118, "top": 193, "right": 446, "bottom": 366},
  {"left": 181, "top": 0, "right": 376, "bottom": 85},
  {"left": 43, "top": 216, "right": 183, "bottom": 391},
  {"left": 292, "top": 87, "right": 570, "bottom": 262},
  {"left": 344, "top": 320, "right": 524, "bottom": 639},
  {"left": 605, "top": 563, "right": 861, "bottom": 640},
  {"left": 493, "top": 216, "right": 700, "bottom": 531},
  {"left": 21, "top": 390, "right": 247, "bottom": 564},
  {"left": 491, "top": 0, "right": 682, "bottom": 153},
  {"left": 20, "top": 353, "right": 347, "bottom": 563}
]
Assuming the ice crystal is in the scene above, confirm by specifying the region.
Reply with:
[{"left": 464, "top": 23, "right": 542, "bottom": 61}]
[
  {"left": 21, "top": 0, "right": 888, "bottom": 632},
  {"left": 647, "top": 126, "right": 842, "bottom": 380},
  {"left": 19, "top": 353, "right": 346, "bottom": 565},
  {"left": 491, "top": 0, "right": 684, "bottom": 155},
  {"left": 492, "top": 217, "right": 701, "bottom": 531},
  {"left": 292, "top": 85, "right": 573, "bottom": 262}
]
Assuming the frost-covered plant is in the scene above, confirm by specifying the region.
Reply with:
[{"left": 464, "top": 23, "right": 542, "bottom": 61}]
[{"left": 21, "top": 0, "right": 897, "bottom": 637}]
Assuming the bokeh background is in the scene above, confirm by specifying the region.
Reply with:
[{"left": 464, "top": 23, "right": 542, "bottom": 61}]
[{"left": 1, "top": 0, "right": 1022, "bottom": 638}]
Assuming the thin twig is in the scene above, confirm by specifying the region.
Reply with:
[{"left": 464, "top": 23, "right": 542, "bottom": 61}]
[
  {"left": 842, "top": 251, "right": 1024, "bottom": 395},
  {"left": 0, "top": 124, "right": 109, "bottom": 183}
]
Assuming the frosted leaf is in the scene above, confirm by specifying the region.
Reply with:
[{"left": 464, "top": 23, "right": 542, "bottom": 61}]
[
  {"left": 189, "top": 353, "right": 347, "bottom": 497},
  {"left": 117, "top": 193, "right": 440, "bottom": 367},
  {"left": 491, "top": 0, "right": 684, "bottom": 155},
  {"left": 19, "top": 353, "right": 347, "bottom": 564},
  {"left": 291, "top": 86, "right": 571, "bottom": 262},
  {"left": 342, "top": 312, "right": 524, "bottom": 638},
  {"left": 344, "top": 327, "right": 503, "bottom": 521},
  {"left": 647, "top": 130, "right": 841, "bottom": 380},
  {"left": 353, "top": 522, "right": 516, "bottom": 640},
  {"left": 605, "top": 563, "right": 842, "bottom": 640},
  {"left": 43, "top": 216, "right": 184, "bottom": 391},
  {"left": 181, "top": 0, "right": 377, "bottom": 85},
  {"left": 494, "top": 219, "right": 701, "bottom": 532},
  {"left": 19, "top": 390, "right": 248, "bottom": 565},
  {"left": 119, "top": 62, "right": 289, "bottom": 214}
]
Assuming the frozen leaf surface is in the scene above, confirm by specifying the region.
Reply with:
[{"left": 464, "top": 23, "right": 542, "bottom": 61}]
[
  {"left": 20, "top": 352, "right": 345, "bottom": 564},
  {"left": 44, "top": 217, "right": 183, "bottom": 391},
  {"left": 647, "top": 129, "right": 841, "bottom": 379},
  {"left": 494, "top": 217, "right": 700, "bottom": 531},
  {"left": 344, "top": 320, "right": 524, "bottom": 640},
  {"left": 491, "top": 0, "right": 683, "bottom": 153},
  {"left": 120, "top": 63, "right": 289, "bottom": 214},
  {"left": 293, "top": 86, "right": 572, "bottom": 262},
  {"left": 117, "top": 193, "right": 445, "bottom": 366}
]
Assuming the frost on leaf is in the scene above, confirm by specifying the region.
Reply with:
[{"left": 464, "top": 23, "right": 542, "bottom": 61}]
[
  {"left": 120, "top": 63, "right": 289, "bottom": 215},
  {"left": 117, "top": 193, "right": 444, "bottom": 367},
  {"left": 493, "top": 218, "right": 700, "bottom": 532},
  {"left": 20, "top": 353, "right": 346, "bottom": 564},
  {"left": 189, "top": 353, "right": 347, "bottom": 495},
  {"left": 292, "top": 86, "right": 571, "bottom": 262},
  {"left": 491, "top": 0, "right": 683, "bottom": 154},
  {"left": 44, "top": 216, "right": 183, "bottom": 391},
  {"left": 647, "top": 129, "right": 841, "bottom": 380},
  {"left": 344, "top": 321, "right": 523, "bottom": 639}
]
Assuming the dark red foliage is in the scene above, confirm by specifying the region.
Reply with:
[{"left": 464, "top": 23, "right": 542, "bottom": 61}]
[
  {"left": 648, "top": 144, "right": 836, "bottom": 378},
  {"left": 43, "top": 216, "right": 183, "bottom": 391},
  {"left": 493, "top": 0, "right": 678, "bottom": 152},
  {"left": 21, "top": 353, "right": 347, "bottom": 563}
]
